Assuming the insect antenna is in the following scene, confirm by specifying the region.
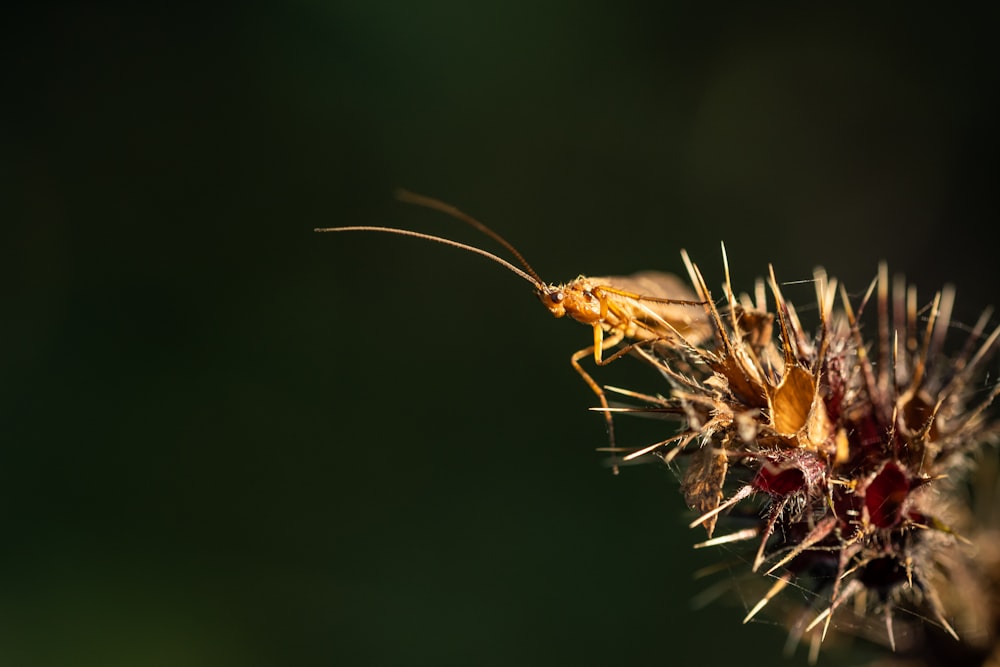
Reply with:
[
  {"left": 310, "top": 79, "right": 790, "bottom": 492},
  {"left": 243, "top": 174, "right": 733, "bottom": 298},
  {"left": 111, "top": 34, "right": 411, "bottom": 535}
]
[
  {"left": 393, "top": 189, "right": 547, "bottom": 286},
  {"left": 312, "top": 225, "right": 542, "bottom": 289}
]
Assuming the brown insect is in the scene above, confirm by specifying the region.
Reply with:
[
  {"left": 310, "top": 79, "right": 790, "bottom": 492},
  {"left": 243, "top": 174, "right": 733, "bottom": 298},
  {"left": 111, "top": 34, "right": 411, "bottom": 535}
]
[{"left": 316, "top": 190, "right": 708, "bottom": 469}]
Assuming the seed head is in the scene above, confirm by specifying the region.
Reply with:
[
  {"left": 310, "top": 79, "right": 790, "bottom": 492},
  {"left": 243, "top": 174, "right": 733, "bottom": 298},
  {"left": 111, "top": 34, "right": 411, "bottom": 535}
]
[{"left": 614, "top": 249, "right": 1000, "bottom": 662}]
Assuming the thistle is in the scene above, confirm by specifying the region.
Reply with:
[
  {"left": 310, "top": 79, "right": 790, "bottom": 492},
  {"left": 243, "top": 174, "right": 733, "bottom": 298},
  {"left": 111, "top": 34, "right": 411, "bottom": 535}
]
[{"left": 612, "top": 248, "right": 1000, "bottom": 663}]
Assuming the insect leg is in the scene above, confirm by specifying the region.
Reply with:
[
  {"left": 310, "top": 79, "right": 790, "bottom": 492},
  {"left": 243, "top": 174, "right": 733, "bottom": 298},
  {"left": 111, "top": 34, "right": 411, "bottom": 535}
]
[
  {"left": 592, "top": 320, "right": 606, "bottom": 363},
  {"left": 571, "top": 328, "right": 627, "bottom": 472}
]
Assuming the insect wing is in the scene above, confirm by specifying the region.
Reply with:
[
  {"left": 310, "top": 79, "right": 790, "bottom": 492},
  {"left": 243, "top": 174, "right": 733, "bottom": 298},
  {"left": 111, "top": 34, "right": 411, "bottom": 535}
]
[{"left": 593, "top": 271, "right": 710, "bottom": 343}]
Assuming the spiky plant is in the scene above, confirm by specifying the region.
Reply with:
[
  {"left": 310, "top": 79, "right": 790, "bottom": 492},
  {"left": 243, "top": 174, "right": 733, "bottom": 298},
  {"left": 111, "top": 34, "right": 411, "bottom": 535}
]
[{"left": 610, "top": 248, "right": 1000, "bottom": 664}]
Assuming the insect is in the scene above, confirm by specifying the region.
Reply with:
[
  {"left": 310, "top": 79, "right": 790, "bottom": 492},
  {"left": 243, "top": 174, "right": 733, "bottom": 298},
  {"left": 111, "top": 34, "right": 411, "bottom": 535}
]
[{"left": 316, "top": 190, "right": 709, "bottom": 470}]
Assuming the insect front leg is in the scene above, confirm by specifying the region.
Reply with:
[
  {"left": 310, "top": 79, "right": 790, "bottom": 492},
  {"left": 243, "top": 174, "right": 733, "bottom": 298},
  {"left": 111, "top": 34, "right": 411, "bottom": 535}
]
[{"left": 571, "top": 327, "right": 627, "bottom": 473}]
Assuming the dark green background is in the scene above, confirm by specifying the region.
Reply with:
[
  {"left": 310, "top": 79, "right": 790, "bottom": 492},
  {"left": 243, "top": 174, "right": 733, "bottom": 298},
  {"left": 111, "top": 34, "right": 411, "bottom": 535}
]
[{"left": 4, "top": 3, "right": 997, "bottom": 665}]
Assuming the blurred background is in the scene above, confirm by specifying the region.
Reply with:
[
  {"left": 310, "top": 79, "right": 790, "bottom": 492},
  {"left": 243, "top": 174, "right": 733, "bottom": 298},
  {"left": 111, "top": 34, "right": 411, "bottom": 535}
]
[{"left": 3, "top": 3, "right": 998, "bottom": 665}]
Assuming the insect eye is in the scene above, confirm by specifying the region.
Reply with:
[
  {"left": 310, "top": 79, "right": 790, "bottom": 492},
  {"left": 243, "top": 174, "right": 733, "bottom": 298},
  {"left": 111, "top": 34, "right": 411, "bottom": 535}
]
[
  {"left": 549, "top": 291, "right": 564, "bottom": 303},
  {"left": 583, "top": 291, "right": 594, "bottom": 301}
]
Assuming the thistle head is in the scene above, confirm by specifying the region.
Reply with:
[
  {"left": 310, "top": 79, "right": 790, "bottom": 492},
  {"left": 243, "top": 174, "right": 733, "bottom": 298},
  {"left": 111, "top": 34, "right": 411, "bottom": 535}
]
[{"left": 615, "top": 252, "right": 1000, "bottom": 662}]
